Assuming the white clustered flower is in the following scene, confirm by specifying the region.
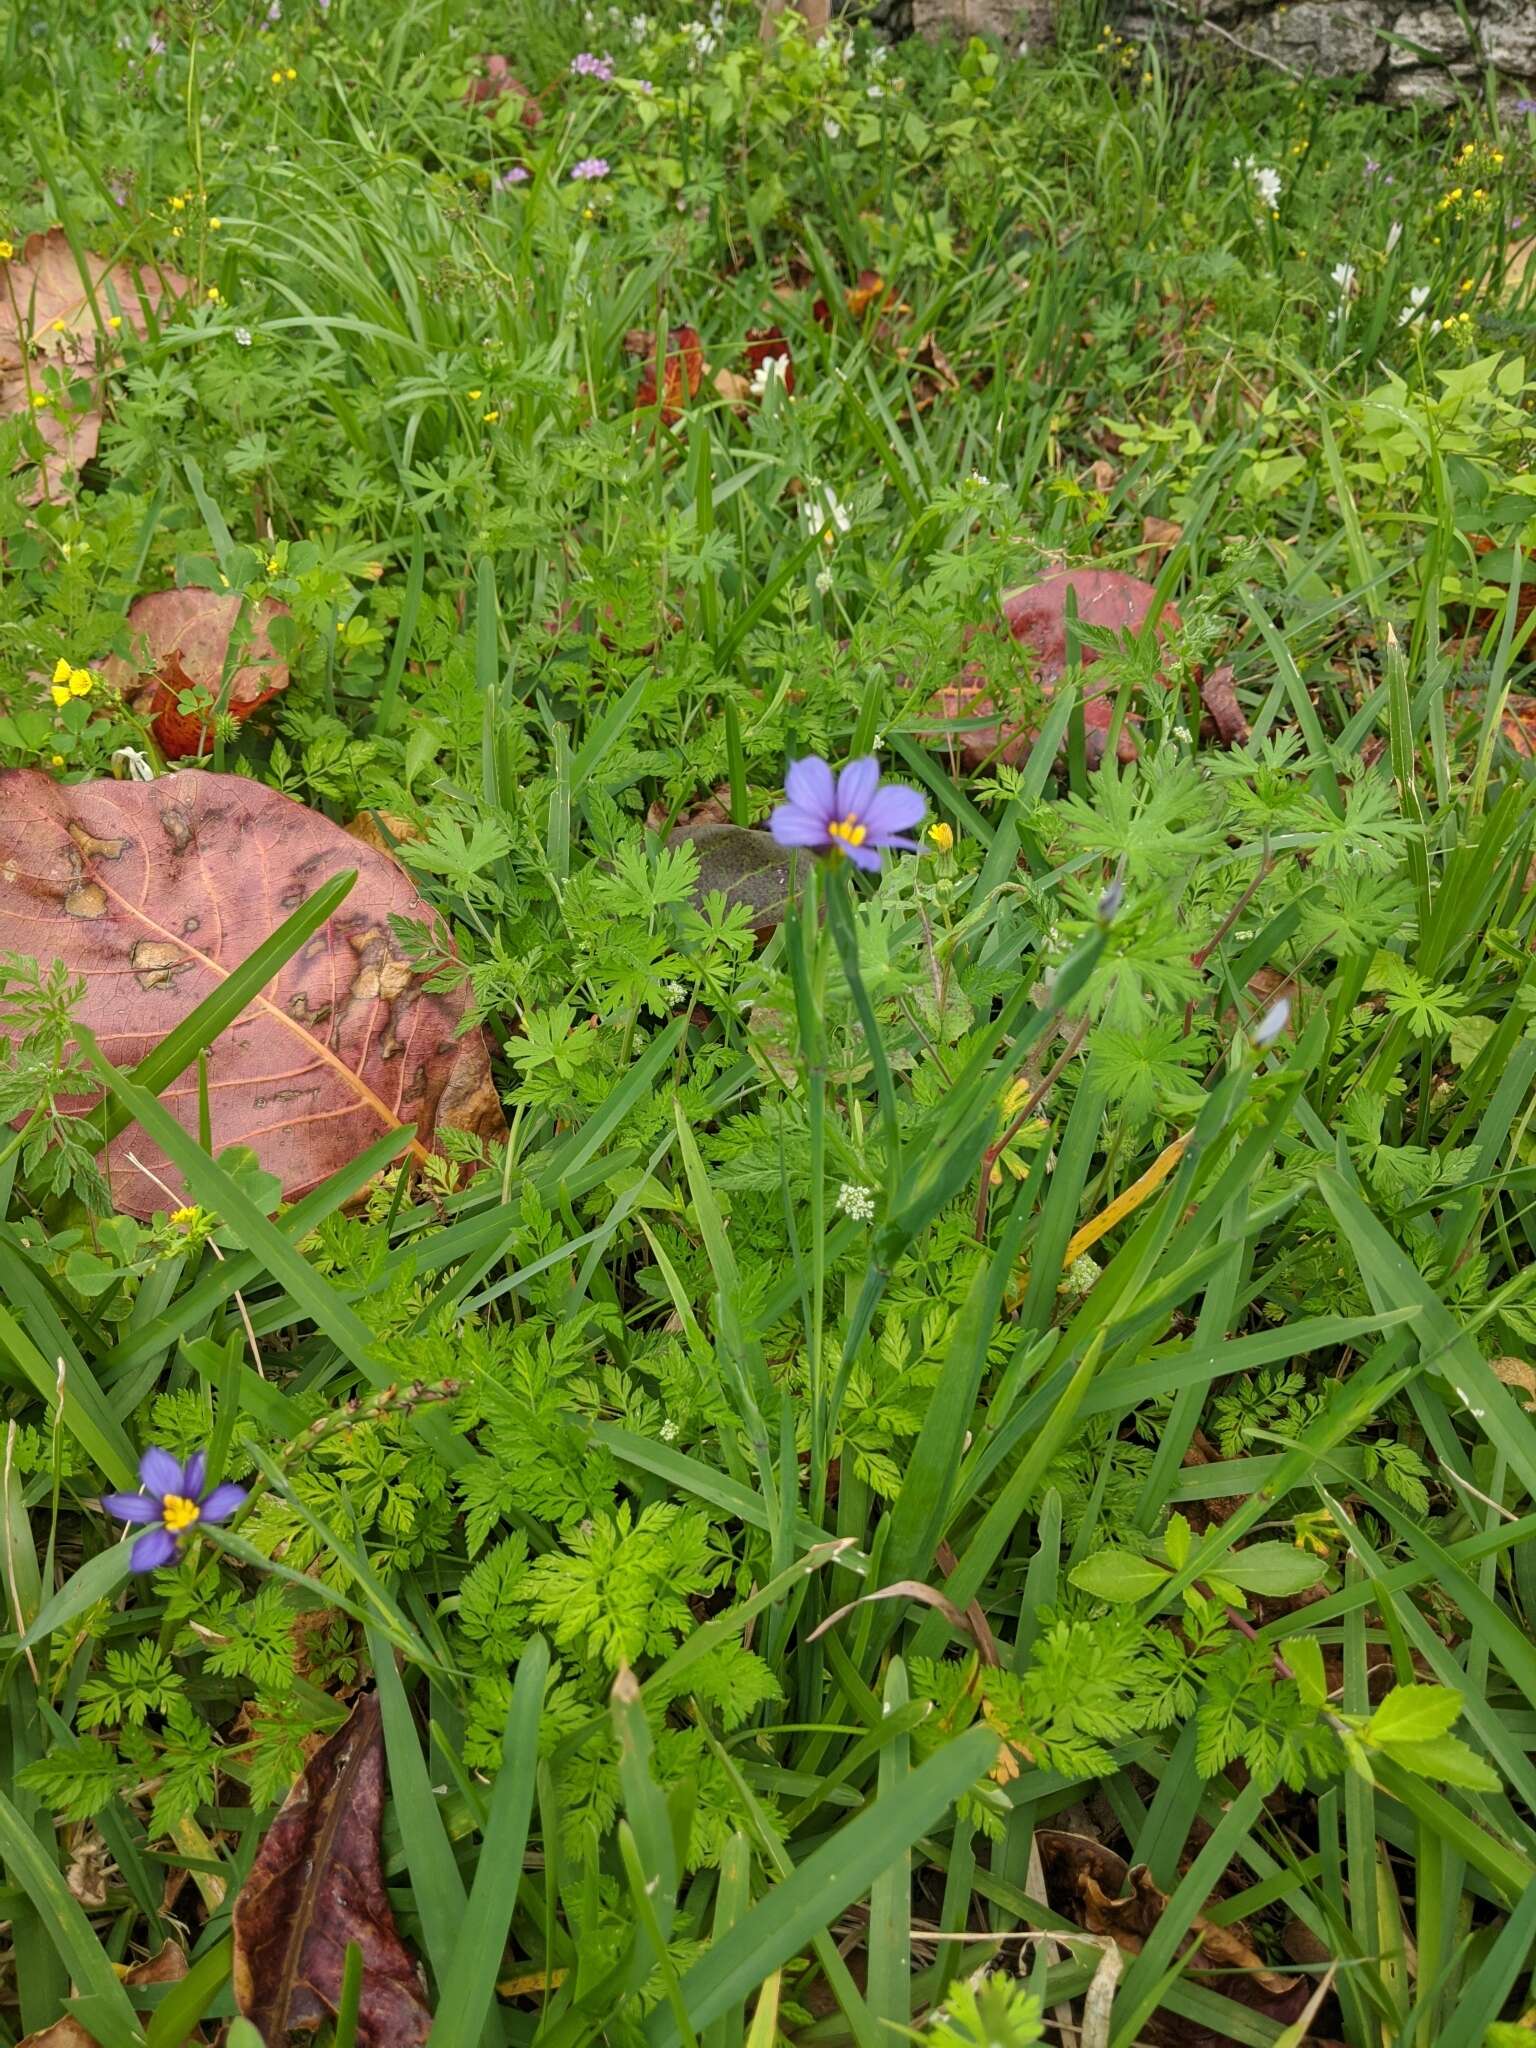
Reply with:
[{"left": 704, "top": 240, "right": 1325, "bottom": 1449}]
[
  {"left": 836, "top": 1183, "right": 876, "bottom": 1222},
  {"left": 1172, "top": 723, "right": 1192, "bottom": 744},
  {"left": 1234, "top": 155, "right": 1283, "bottom": 208},
  {"left": 660, "top": 1419, "right": 679, "bottom": 1442},
  {"left": 815, "top": 566, "right": 834, "bottom": 593},
  {"left": 1331, "top": 261, "right": 1356, "bottom": 297},
  {"left": 1063, "top": 1252, "right": 1103, "bottom": 1294},
  {"left": 665, "top": 979, "right": 687, "bottom": 1004},
  {"left": 234, "top": 326, "right": 253, "bottom": 346},
  {"left": 1399, "top": 283, "right": 1430, "bottom": 326},
  {"left": 802, "top": 479, "right": 851, "bottom": 538},
  {"left": 750, "top": 352, "right": 790, "bottom": 398}
]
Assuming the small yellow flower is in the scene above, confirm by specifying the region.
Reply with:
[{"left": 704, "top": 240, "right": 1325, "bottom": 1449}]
[
  {"left": 107, "top": 314, "right": 122, "bottom": 330},
  {"left": 482, "top": 409, "right": 501, "bottom": 424},
  {"left": 52, "top": 659, "right": 72, "bottom": 684},
  {"left": 30, "top": 391, "right": 48, "bottom": 409},
  {"left": 171, "top": 226, "right": 183, "bottom": 240},
  {"left": 266, "top": 554, "right": 281, "bottom": 574},
  {"left": 209, "top": 216, "right": 222, "bottom": 229},
  {"left": 1459, "top": 276, "right": 1474, "bottom": 293},
  {"left": 582, "top": 205, "right": 595, "bottom": 220},
  {"left": 50, "top": 685, "right": 71, "bottom": 708},
  {"left": 468, "top": 388, "right": 482, "bottom": 399},
  {"left": 50, "top": 318, "right": 66, "bottom": 332},
  {"left": 1492, "top": 150, "right": 1504, "bottom": 166},
  {"left": 50, "top": 753, "right": 64, "bottom": 766},
  {"left": 170, "top": 194, "right": 186, "bottom": 211},
  {"left": 0, "top": 241, "right": 12, "bottom": 261},
  {"left": 927, "top": 821, "right": 954, "bottom": 852},
  {"left": 170, "top": 1205, "right": 202, "bottom": 1228},
  {"left": 206, "top": 284, "right": 221, "bottom": 302},
  {"left": 285, "top": 66, "right": 296, "bottom": 80},
  {"left": 271, "top": 68, "right": 284, "bottom": 84},
  {"left": 68, "top": 668, "right": 93, "bottom": 697}
]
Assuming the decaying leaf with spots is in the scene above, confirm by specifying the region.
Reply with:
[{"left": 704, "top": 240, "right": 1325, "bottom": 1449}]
[
  {"left": 0, "top": 361, "right": 102, "bottom": 503},
  {"left": 232, "top": 1695, "right": 432, "bottom": 2048},
  {"left": 0, "top": 769, "right": 504, "bottom": 1220},
  {"left": 101, "top": 588, "right": 294, "bottom": 760}
]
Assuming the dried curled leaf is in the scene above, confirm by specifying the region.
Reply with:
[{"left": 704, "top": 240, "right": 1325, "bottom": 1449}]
[
  {"left": 232, "top": 1695, "right": 432, "bottom": 2048},
  {"left": 628, "top": 324, "right": 706, "bottom": 424},
  {"left": 1198, "top": 663, "right": 1250, "bottom": 748},
  {"left": 0, "top": 768, "right": 504, "bottom": 1218},
  {"left": 102, "top": 587, "right": 294, "bottom": 759}
]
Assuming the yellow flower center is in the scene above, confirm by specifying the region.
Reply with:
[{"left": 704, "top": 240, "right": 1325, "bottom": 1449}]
[
  {"left": 162, "top": 1494, "right": 200, "bottom": 1533},
  {"left": 826, "top": 815, "right": 867, "bottom": 849}
]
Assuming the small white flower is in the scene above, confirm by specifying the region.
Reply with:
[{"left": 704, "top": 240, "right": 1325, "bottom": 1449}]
[
  {"left": 1385, "top": 219, "right": 1402, "bottom": 256},
  {"left": 1234, "top": 156, "right": 1283, "bottom": 209},
  {"left": 1252, "top": 996, "right": 1291, "bottom": 1046},
  {"left": 749, "top": 353, "right": 790, "bottom": 398},
  {"left": 112, "top": 746, "right": 156, "bottom": 782},
  {"left": 815, "top": 566, "right": 834, "bottom": 593},
  {"left": 664, "top": 979, "right": 687, "bottom": 1004},
  {"left": 234, "top": 326, "right": 252, "bottom": 346},
  {"left": 867, "top": 82, "right": 884, "bottom": 98},
  {"left": 660, "top": 1419, "right": 679, "bottom": 1442},
  {"left": 1399, "top": 283, "right": 1430, "bottom": 326},
  {"left": 824, "top": 117, "right": 841, "bottom": 140},
  {"left": 801, "top": 479, "right": 851, "bottom": 537},
  {"left": 1172, "top": 723, "right": 1192, "bottom": 744},
  {"left": 1016, "top": 36, "right": 1030, "bottom": 54},
  {"left": 836, "top": 1183, "right": 876, "bottom": 1222},
  {"left": 966, "top": 469, "right": 991, "bottom": 489},
  {"left": 1331, "top": 261, "right": 1356, "bottom": 297}
]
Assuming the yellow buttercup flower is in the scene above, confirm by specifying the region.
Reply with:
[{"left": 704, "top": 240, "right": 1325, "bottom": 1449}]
[
  {"left": 483, "top": 409, "right": 501, "bottom": 424},
  {"left": 68, "top": 668, "right": 94, "bottom": 697},
  {"left": 52, "top": 659, "right": 71, "bottom": 684},
  {"left": 170, "top": 194, "right": 186, "bottom": 211},
  {"left": 30, "top": 391, "right": 49, "bottom": 409},
  {"left": 927, "top": 821, "right": 954, "bottom": 852},
  {"left": 107, "top": 314, "right": 122, "bottom": 330},
  {"left": 206, "top": 284, "right": 221, "bottom": 303},
  {"left": 170, "top": 1205, "right": 202, "bottom": 1227},
  {"left": 468, "top": 388, "right": 482, "bottom": 399},
  {"left": 209, "top": 216, "right": 222, "bottom": 229},
  {"left": 0, "top": 240, "right": 13, "bottom": 261},
  {"left": 50, "top": 685, "right": 71, "bottom": 708}
]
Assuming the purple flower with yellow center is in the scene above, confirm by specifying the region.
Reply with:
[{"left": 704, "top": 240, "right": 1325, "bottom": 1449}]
[
  {"left": 770, "top": 754, "right": 925, "bottom": 873},
  {"left": 102, "top": 1447, "right": 247, "bottom": 1572}
]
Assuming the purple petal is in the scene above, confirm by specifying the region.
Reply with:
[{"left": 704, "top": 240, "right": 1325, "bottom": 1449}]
[
  {"left": 834, "top": 757, "right": 881, "bottom": 820},
  {"left": 844, "top": 842, "right": 883, "bottom": 873},
  {"left": 876, "top": 834, "right": 920, "bottom": 853},
  {"left": 138, "top": 1446, "right": 183, "bottom": 1498},
  {"left": 770, "top": 803, "right": 833, "bottom": 849},
  {"left": 860, "top": 783, "right": 926, "bottom": 839},
  {"left": 784, "top": 756, "right": 835, "bottom": 819},
  {"left": 197, "top": 1483, "right": 247, "bottom": 1525},
  {"left": 130, "top": 1526, "right": 179, "bottom": 1572},
  {"left": 183, "top": 1451, "right": 207, "bottom": 1499},
  {"left": 102, "top": 1491, "right": 161, "bottom": 1525}
]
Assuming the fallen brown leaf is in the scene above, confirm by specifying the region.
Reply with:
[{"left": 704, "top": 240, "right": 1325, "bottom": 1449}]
[
  {"left": 928, "top": 567, "right": 1182, "bottom": 773},
  {"left": 462, "top": 53, "right": 543, "bottom": 124},
  {"left": 1198, "top": 664, "right": 1250, "bottom": 747},
  {"left": 627, "top": 324, "right": 706, "bottom": 425},
  {"left": 102, "top": 588, "right": 293, "bottom": 759},
  {"left": 668, "top": 821, "right": 793, "bottom": 937},
  {"left": 1, "top": 362, "right": 102, "bottom": 502},
  {"left": 1138, "top": 514, "right": 1183, "bottom": 576},
  {"left": 0, "top": 228, "right": 185, "bottom": 370},
  {"left": 19, "top": 1945, "right": 190, "bottom": 2048},
  {"left": 0, "top": 769, "right": 504, "bottom": 1217},
  {"left": 233, "top": 1694, "right": 432, "bottom": 2048}
]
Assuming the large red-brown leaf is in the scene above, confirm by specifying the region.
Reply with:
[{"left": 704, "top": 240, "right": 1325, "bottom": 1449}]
[
  {"left": 0, "top": 364, "right": 102, "bottom": 503},
  {"left": 0, "top": 228, "right": 186, "bottom": 371},
  {"left": 627, "top": 324, "right": 705, "bottom": 425},
  {"left": 0, "top": 769, "right": 504, "bottom": 1219},
  {"left": 232, "top": 1695, "right": 432, "bottom": 2048},
  {"left": 930, "top": 567, "right": 1183, "bottom": 772},
  {"left": 102, "top": 588, "right": 294, "bottom": 759}
]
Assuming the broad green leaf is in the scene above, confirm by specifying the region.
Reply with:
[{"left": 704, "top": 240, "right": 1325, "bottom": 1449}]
[{"left": 1069, "top": 1549, "right": 1172, "bottom": 1603}]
